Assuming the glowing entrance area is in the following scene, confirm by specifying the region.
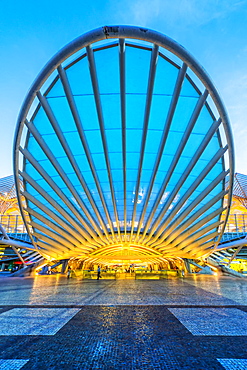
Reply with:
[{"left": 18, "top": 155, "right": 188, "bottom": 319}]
[{"left": 14, "top": 26, "right": 234, "bottom": 270}]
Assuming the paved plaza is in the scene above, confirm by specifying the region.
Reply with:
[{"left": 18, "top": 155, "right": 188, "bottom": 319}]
[{"left": 0, "top": 275, "right": 247, "bottom": 369}]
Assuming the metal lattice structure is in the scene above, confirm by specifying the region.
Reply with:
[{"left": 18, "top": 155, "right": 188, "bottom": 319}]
[
  {"left": 232, "top": 173, "right": 247, "bottom": 209},
  {"left": 13, "top": 26, "right": 234, "bottom": 263},
  {"left": 0, "top": 175, "right": 19, "bottom": 215}
]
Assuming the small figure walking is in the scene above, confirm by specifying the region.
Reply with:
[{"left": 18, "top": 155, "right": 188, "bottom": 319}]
[
  {"left": 67, "top": 266, "right": 71, "bottom": 279},
  {"left": 97, "top": 265, "right": 101, "bottom": 280}
]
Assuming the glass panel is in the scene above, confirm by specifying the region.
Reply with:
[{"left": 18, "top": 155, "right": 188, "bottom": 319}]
[
  {"left": 126, "top": 129, "right": 142, "bottom": 153},
  {"left": 63, "top": 132, "right": 85, "bottom": 157},
  {"left": 27, "top": 136, "right": 47, "bottom": 161},
  {"left": 145, "top": 130, "right": 163, "bottom": 155},
  {"left": 193, "top": 105, "right": 215, "bottom": 135},
  {"left": 126, "top": 45, "right": 150, "bottom": 93},
  {"left": 182, "top": 76, "right": 200, "bottom": 98},
  {"left": 126, "top": 152, "right": 140, "bottom": 170},
  {"left": 43, "top": 133, "right": 66, "bottom": 158},
  {"left": 171, "top": 96, "right": 199, "bottom": 132},
  {"left": 173, "top": 156, "right": 192, "bottom": 176},
  {"left": 91, "top": 153, "right": 106, "bottom": 171},
  {"left": 126, "top": 95, "right": 146, "bottom": 129},
  {"left": 36, "top": 159, "right": 61, "bottom": 178},
  {"left": 109, "top": 152, "right": 122, "bottom": 171},
  {"left": 74, "top": 95, "right": 99, "bottom": 130},
  {"left": 32, "top": 107, "right": 55, "bottom": 135},
  {"left": 101, "top": 95, "right": 121, "bottom": 130},
  {"left": 25, "top": 162, "right": 42, "bottom": 182},
  {"left": 154, "top": 55, "right": 178, "bottom": 95},
  {"left": 94, "top": 45, "right": 120, "bottom": 94},
  {"left": 84, "top": 130, "right": 104, "bottom": 153},
  {"left": 47, "top": 97, "right": 77, "bottom": 132},
  {"left": 200, "top": 136, "right": 221, "bottom": 161},
  {"left": 149, "top": 95, "right": 172, "bottom": 130},
  {"left": 182, "top": 133, "right": 204, "bottom": 158},
  {"left": 162, "top": 131, "right": 184, "bottom": 157},
  {"left": 96, "top": 171, "right": 109, "bottom": 184},
  {"left": 66, "top": 55, "right": 93, "bottom": 96},
  {"left": 46, "top": 77, "right": 64, "bottom": 98},
  {"left": 106, "top": 130, "right": 122, "bottom": 153}
]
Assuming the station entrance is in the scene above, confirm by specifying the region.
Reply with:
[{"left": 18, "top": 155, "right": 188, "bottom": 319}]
[{"left": 64, "top": 252, "right": 185, "bottom": 280}]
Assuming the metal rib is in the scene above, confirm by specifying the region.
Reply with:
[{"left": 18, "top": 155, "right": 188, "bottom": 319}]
[
  {"left": 162, "top": 221, "right": 222, "bottom": 254},
  {"left": 181, "top": 221, "right": 224, "bottom": 252},
  {"left": 188, "top": 241, "right": 216, "bottom": 258},
  {"left": 134, "top": 63, "right": 187, "bottom": 241},
  {"left": 24, "top": 205, "right": 95, "bottom": 251},
  {"left": 35, "top": 241, "right": 61, "bottom": 258},
  {"left": 156, "top": 188, "right": 228, "bottom": 245},
  {"left": 24, "top": 119, "right": 106, "bottom": 242},
  {"left": 30, "top": 221, "right": 83, "bottom": 251},
  {"left": 25, "top": 206, "right": 84, "bottom": 247},
  {"left": 129, "top": 44, "right": 159, "bottom": 241},
  {"left": 30, "top": 221, "right": 75, "bottom": 251},
  {"left": 23, "top": 202, "right": 85, "bottom": 245},
  {"left": 20, "top": 178, "right": 101, "bottom": 250},
  {"left": 119, "top": 38, "right": 127, "bottom": 237},
  {"left": 158, "top": 202, "right": 227, "bottom": 250},
  {"left": 147, "top": 147, "right": 228, "bottom": 245},
  {"left": 57, "top": 64, "right": 114, "bottom": 241},
  {"left": 20, "top": 147, "right": 106, "bottom": 244},
  {"left": 33, "top": 231, "right": 70, "bottom": 253},
  {"left": 148, "top": 169, "right": 229, "bottom": 248},
  {"left": 177, "top": 220, "right": 224, "bottom": 252},
  {"left": 20, "top": 169, "right": 102, "bottom": 244},
  {"left": 161, "top": 230, "right": 219, "bottom": 256},
  {"left": 140, "top": 89, "right": 209, "bottom": 242},
  {"left": 144, "top": 118, "right": 222, "bottom": 243},
  {"left": 158, "top": 208, "right": 225, "bottom": 251},
  {"left": 31, "top": 221, "right": 91, "bottom": 253},
  {"left": 86, "top": 44, "right": 121, "bottom": 238},
  {"left": 36, "top": 91, "right": 108, "bottom": 239}
]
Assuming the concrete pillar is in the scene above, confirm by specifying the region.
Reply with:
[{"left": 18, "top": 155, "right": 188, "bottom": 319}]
[{"left": 183, "top": 258, "right": 192, "bottom": 273}]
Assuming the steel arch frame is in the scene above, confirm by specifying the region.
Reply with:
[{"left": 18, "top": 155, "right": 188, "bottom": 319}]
[{"left": 13, "top": 25, "right": 234, "bottom": 260}]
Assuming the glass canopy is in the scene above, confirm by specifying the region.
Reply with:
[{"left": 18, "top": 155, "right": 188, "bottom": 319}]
[{"left": 14, "top": 26, "right": 234, "bottom": 263}]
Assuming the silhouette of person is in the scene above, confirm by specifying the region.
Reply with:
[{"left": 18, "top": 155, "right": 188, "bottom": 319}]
[
  {"left": 97, "top": 265, "right": 101, "bottom": 280},
  {"left": 67, "top": 266, "right": 71, "bottom": 279}
]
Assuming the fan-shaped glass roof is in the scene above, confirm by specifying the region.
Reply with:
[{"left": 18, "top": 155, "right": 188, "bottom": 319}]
[{"left": 14, "top": 26, "right": 234, "bottom": 263}]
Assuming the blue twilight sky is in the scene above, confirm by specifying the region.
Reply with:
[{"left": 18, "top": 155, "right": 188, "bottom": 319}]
[{"left": 0, "top": 0, "right": 247, "bottom": 178}]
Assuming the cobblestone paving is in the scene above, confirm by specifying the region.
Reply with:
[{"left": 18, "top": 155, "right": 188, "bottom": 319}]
[{"left": 0, "top": 275, "right": 246, "bottom": 369}]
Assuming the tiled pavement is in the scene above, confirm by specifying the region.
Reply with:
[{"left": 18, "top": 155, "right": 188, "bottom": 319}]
[{"left": 0, "top": 275, "right": 246, "bottom": 369}]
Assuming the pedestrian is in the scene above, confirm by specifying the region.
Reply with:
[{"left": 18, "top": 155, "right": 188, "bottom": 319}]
[
  {"left": 67, "top": 266, "right": 71, "bottom": 279},
  {"left": 97, "top": 265, "right": 101, "bottom": 280}
]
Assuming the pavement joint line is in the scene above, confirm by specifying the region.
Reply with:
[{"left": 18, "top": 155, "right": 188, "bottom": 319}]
[
  {"left": 79, "top": 280, "right": 117, "bottom": 304},
  {"left": 1, "top": 305, "right": 247, "bottom": 308}
]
